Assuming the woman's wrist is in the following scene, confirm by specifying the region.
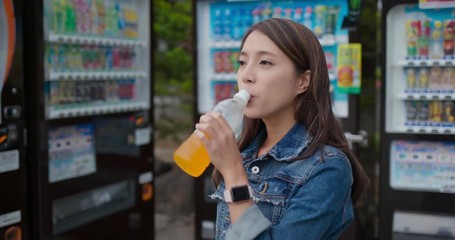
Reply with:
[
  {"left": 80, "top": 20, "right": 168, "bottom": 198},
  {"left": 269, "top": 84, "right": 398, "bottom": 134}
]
[{"left": 222, "top": 162, "right": 249, "bottom": 188}]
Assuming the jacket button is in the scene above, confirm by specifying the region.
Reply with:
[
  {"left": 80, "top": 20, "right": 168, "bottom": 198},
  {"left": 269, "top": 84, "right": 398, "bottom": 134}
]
[{"left": 252, "top": 166, "right": 260, "bottom": 174}]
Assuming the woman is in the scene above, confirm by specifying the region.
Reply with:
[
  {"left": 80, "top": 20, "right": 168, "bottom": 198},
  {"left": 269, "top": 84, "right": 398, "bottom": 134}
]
[{"left": 195, "top": 18, "right": 369, "bottom": 240}]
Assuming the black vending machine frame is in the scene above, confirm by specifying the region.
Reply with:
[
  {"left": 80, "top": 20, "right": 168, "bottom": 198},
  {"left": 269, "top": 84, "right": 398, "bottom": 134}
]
[
  {"left": 0, "top": 0, "right": 27, "bottom": 239},
  {"left": 379, "top": 0, "right": 455, "bottom": 239},
  {"left": 23, "top": 1, "right": 155, "bottom": 239}
]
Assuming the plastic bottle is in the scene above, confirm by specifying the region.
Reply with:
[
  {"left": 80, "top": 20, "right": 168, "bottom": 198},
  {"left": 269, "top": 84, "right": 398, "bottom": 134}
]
[
  {"left": 303, "top": 6, "right": 313, "bottom": 31},
  {"left": 314, "top": 5, "right": 326, "bottom": 39},
  {"left": 231, "top": 8, "right": 242, "bottom": 41},
  {"left": 283, "top": 8, "right": 292, "bottom": 20},
  {"left": 222, "top": 9, "right": 232, "bottom": 41},
  {"left": 173, "top": 90, "right": 250, "bottom": 177},
  {"left": 430, "top": 20, "right": 444, "bottom": 59},
  {"left": 272, "top": 7, "right": 282, "bottom": 19},
  {"left": 418, "top": 19, "right": 431, "bottom": 59},
  {"left": 212, "top": 8, "right": 223, "bottom": 41},
  {"left": 293, "top": 7, "right": 303, "bottom": 25},
  {"left": 252, "top": 8, "right": 261, "bottom": 25},
  {"left": 406, "top": 20, "right": 418, "bottom": 59}
]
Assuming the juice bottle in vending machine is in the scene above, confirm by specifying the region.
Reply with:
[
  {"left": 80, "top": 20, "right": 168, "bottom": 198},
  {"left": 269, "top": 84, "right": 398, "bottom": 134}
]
[
  {"left": 52, "top": 0, "right": 64, "bottom": 33},
  {"left": 252, "top": 8, "right": 261, "bottom": 25},
  {"left": 212, "top": 8, "right": 223, "bottom": 41},
  {"left": 303, "top": 6, "right": 313, "bottom": 31},
  {"left": 283, "top": 8, "right": 292, "bottom": 20},
  {"left": 314, "top": 5, "right": 326, "bottom": 39},
  {"left": 418, "top": 19, "right": 430, "bottom": 59},
  {"left": 430, "top": 101, "right": 443, "bottom": 124},
  {"left": 405, "top": 101, "right": 418, "bottom": 126},
  {"left": 325, "top": 6, "right": 339, "bottom": 37},
  {"left": 293, "top": 7, "right": 302, "bottom": 25},
  {"left": 405, "top": 68, "right": 416, "bottom": 93},
  {"left": 442, "top": 67, "right": 454, "bottom": 93},
  {"left": 417, "top": 101, "right": 429, "bottom": 126},
  {"left": 429, "top": 67, "right": 443, "bottom": 93},
  {"left": 213, "top": 51, "right": 224, "bottom": 73},
  {"left": 272, "top": 7, "right": 281, "bottom": 18},
  {"left": 443, "top": 19, "right": 455, "bottom": 58},
  {"left": 430, "top": 20, "right": 444, "bottom": 59},
  {"left": 406, "top": 20, "right": 418, "bottom": 59},
  {"left": 222, "top": 9, "right": 231, "bottom": 41},
  {"left": 442, "top": 101, "right": 455, "bottom": 124},
  {"left": 417, "top": 68, "right": 429, "bottom": 93},
  {"left": 64, "top": 0, "right": 76, "bottom": 33},
  {"left": 231, "top": 8, "right": 243, "bottom": 41}
]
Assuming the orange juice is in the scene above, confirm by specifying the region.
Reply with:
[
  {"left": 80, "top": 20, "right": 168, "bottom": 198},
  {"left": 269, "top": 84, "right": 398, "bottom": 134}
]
[
  {"left": 173, "top": 132, "right": 210, "bottom": 177},
  {"left": 173, "top": 90, "right": 250, "bottom": 177}
]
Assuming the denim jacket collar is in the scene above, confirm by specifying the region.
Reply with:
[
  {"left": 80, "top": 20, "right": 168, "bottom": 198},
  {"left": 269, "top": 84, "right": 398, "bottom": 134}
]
[{"left": 241, "top": 122, "right": 313, "bottom": 162}]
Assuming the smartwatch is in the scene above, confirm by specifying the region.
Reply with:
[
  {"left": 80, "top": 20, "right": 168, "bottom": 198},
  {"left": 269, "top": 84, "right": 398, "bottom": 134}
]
[{"left": 224, "top": 185, "right": 254, "bottom": 203}]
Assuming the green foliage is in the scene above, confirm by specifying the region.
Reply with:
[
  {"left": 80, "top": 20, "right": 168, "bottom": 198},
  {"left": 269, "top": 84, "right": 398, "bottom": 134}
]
[
  {"left": 153, "top": 0, "right": 194, "bottom": 143},
  {"left": 154, "top": 0, "right": 193, "bottom": 49},
  {"left": 153, "top": 0, "right": 193, "bottom": 96},
  {"left": 155, "top": 47, "right": 193, "bottom": 95}
]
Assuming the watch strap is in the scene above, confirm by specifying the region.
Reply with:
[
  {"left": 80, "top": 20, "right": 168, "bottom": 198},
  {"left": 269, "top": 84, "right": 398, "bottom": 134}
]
[{"left": 224, "top": 185, "right": 254, "bottom": 203}]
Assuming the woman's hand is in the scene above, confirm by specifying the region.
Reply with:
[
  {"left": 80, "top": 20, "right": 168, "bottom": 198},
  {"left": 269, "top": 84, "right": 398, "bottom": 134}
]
[
  {"left": 196, "top": 112, "right": 253, "bottom": 223},
  {"left": 195, "top": 111, "right": 245, "bottom": 181}
]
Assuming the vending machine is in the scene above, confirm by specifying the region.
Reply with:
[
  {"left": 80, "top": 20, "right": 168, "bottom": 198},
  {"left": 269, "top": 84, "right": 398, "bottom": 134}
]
[
  {"left": 192, "top": 0, "right": 363, "bottom": 239},
  {"left": 23, "top": 0, "right": 154, "bottom": 239},
  {"left": 380, "top": 0, "right": 455, "bottom": 239},
  {"left": 0, "top": 0, "right": 28, "bottom": 239}
]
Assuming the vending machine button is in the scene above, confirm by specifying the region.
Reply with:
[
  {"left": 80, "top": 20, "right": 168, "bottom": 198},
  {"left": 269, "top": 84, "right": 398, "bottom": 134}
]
[{"left": 3, "top": 106, "right": 21, "bottom": 119}]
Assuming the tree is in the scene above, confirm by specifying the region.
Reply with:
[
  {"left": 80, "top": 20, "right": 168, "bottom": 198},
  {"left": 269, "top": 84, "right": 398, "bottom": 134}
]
[{"left": 153, "top": 0, "right": 194, "bottom": 141}]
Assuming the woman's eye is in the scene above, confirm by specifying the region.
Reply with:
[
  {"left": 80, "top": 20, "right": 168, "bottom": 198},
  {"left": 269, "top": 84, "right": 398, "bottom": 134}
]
[
  {"left": 237, "top": 60, "right": 246, "bottom": 65},
  {"left": 260, "top": 60, "right": 272, "bottom": 65}
]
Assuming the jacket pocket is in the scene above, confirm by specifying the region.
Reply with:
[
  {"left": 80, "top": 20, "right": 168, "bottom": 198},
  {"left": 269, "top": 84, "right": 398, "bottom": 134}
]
[{"left": 250, "top": 176, "right": 292, "bottom": 224}]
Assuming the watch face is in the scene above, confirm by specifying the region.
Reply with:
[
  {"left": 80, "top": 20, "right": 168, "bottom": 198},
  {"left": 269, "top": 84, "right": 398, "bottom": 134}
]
[{"left": 232, "top": 186, "right": 251, "bottom": 202}]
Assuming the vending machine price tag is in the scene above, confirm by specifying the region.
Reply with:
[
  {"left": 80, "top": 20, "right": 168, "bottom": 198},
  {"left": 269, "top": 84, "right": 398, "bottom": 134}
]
[
  {"left": 135, "top": 127, "right": 151, "bottom": 146},
  {"left": 0, "top": 149, "right": 19, "bottom": 173}
]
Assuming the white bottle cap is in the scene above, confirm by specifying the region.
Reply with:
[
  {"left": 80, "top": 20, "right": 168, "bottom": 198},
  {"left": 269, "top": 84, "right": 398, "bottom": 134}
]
[{"left": 233, "top": 89, "right": 251, "bottom": 106}]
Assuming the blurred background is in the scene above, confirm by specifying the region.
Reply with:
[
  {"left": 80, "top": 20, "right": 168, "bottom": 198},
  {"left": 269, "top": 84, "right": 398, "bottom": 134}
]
[{"left": 1, "top": 0, "right": 455, "bottom": 239}]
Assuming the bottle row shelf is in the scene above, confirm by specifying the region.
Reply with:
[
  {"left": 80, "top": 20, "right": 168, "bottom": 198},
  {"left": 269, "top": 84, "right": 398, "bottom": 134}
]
[
  {"left": 210, "top": 72, "right": 337, "bottom": 81},
  {"left": 397, "top": 126, "right": 455, "bottom": 135},
  {"left": 209, "top": 37, "right": 342, "bottom": 49},
  {"left": 47, "top": 33, "right": 147, "bottom": 48},
  {"left": 47, "top": 102, "right": 149, "bottom": 119},
  {"left": 398, "top": 59, "right": 455, "bottom": 67},
  {"left": 211, "top": 73, "right": 237, "bottom": 81},
  {"left": 398, "top": 93, "right": 455, "bottom": 101},
  {"left": 47, "top": 71, "right": 147, "bottom": 81}
]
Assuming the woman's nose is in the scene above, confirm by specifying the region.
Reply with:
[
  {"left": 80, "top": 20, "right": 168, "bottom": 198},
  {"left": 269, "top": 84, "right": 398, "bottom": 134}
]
[{"left": 240, "top": 66, "right": 256, "bottom": 84}]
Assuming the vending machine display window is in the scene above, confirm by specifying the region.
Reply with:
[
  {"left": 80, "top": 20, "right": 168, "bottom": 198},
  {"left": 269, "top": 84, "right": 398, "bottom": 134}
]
[
  {"left": 393, "top": 211, "right": 455, "bottom": 240},
  {"left": 385, "top": 4, "right": 455, "bottom": 135},
  {"left": 48, "top": 123, "right": 97, "bottom": 183},
  {"left": 390, "top": 140, "right": 455, "bottom": 193},
  {"left": 52, "top": 180, "right": 135, "bottom": 234},
  {"left": 196, "top": 0, "right": 350, "bottom": 117}
]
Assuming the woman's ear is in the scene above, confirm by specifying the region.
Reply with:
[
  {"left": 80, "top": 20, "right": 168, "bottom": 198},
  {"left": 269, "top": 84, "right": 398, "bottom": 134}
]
[{"left": 297, "top": 70, "right": 311, "bottom": 94}]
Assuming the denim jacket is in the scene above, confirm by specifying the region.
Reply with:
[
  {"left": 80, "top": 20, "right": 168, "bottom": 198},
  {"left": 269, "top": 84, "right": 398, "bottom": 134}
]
[{"left": 210, "top": 123, "right": 354, "bottom": 240}]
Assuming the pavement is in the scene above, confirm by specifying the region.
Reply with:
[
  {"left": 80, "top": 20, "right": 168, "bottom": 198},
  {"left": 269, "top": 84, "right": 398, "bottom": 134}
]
[
  {"left": 154, "top": 147, "right": 196, "bottom": 240},
  {"left": 155, "top": 212, "right": 194, "bottom": 239},
  {"left": 153, "top": 95, "right": 197, "bottom": 239}
]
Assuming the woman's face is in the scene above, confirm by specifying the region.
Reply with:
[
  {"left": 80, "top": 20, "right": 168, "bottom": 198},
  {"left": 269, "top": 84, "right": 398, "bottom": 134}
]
[{"left": 237, "top": 30, "right": 308, "bottom": 120}]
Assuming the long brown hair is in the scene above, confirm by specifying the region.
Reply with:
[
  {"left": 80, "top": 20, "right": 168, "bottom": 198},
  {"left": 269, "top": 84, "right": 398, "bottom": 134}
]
[{"left": 213, "top": 18, "right": 369, "bottom": 207}]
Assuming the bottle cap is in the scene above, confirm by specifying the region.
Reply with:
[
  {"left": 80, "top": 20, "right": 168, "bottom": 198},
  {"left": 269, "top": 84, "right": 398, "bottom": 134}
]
[{"left": 233, "top": 89, "right": 251, "bottom": 106}]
